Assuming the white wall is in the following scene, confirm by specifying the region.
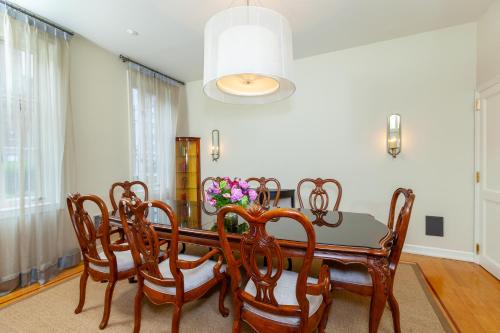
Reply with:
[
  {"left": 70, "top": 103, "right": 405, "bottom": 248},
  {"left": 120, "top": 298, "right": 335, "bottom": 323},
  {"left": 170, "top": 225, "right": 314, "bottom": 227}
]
[
  {"left": 477, "top": 0, "right": 500, "bottom": 86},
  {"left": 184, "top": 24, "right": 477, "bottom": 254},
  {"left": 70, "top": 35, "right": 130, "bottom": 207}
]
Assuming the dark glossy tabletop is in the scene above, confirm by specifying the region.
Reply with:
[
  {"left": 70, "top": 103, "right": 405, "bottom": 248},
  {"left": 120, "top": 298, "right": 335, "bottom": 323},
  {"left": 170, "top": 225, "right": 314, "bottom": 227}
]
[{"left": 107, "top": 200, "right": 390, "bottom": 250}]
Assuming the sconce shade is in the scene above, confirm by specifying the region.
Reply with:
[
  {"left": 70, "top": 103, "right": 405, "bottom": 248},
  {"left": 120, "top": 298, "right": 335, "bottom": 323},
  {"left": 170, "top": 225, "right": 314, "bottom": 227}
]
[
  {"left": 203, "top": 6, "right": 295, "bottom": 104},
  {"left": 387, "top": 114, "right": 401, "bottom": 158},
  {"left": 211, "top": 129, "right": 220, "bottom": 161}
]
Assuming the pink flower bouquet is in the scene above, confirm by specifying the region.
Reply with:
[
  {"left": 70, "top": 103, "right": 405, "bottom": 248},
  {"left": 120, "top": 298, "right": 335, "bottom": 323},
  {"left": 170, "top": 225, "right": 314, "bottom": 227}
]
[{"left": 205, "top": 177, "right": 258, "bottom": 208}]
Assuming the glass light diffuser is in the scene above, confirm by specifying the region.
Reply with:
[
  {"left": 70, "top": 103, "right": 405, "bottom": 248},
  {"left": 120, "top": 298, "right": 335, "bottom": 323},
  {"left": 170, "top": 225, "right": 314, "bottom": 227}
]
[
  {"left": 211, "top": 129, "right": 220, "bottom": 161},
  {"left": 203, "top": 6, "right": 295, "bottom": 104},
  {"left": 387, "top": 114, "right": 401, "bottom": 158}
]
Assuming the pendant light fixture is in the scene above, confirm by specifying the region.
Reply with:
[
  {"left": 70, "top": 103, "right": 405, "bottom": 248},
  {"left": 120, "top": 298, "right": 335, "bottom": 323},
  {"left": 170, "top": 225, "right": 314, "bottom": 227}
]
[{"left": 203, "top": 2, "right": 295, "bottom": 104}]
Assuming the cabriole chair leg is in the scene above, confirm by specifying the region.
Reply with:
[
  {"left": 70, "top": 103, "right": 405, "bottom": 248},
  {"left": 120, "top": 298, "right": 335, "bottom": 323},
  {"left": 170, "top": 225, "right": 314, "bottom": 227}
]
[
  {"left": 99, "top": 279, "right": 117, "bottom": 329},
  {"left": 74, "top": 266, "right": 89, "bottom": 314},
  {"left": 218, "top": 275, "right": 230, "bottom": 317}
]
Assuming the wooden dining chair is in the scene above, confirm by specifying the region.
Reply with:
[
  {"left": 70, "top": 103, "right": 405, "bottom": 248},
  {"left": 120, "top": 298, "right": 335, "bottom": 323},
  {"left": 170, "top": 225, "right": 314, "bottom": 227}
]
[
  {"left": 119, "top": 198, "right": 229, "bottom": 333},
  {"left": 245, "top": 177, "right": 281, "bottom": 208},
  {"left": 297, "top": 178, "right": 342, "bottom": 211},
  {"left": 109, "top": 180, "right": 149, "bottom": 214},
  {"left": 327, "top": 188, "right": 415, "bottom": 333},
  {"left": 217, "top": 204, "right": 332, "bottom": 333},
  {"left": 66, "top": 193, "right": 137, "bottom": 329}
]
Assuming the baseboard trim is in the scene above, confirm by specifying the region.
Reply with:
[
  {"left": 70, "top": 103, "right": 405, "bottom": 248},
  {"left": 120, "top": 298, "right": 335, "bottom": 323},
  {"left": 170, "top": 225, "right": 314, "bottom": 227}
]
[{"left": 403, "top": 244, "right": 474, "bottom": 262}]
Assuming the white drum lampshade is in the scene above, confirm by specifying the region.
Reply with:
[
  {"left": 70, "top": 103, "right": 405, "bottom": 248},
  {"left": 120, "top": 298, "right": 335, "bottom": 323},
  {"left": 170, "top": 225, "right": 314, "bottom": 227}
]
[{"left": 203, "top": 6, "right": 295, "bottom": 104}]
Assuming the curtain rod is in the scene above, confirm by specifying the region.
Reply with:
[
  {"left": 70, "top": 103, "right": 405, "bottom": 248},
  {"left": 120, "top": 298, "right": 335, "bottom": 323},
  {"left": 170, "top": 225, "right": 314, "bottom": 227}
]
[
  {"left": 3, "top": 1, "right": 74, "bottom": 36},
  {"left": 120, "top": 55, "right": 185, "bottom": 86}
]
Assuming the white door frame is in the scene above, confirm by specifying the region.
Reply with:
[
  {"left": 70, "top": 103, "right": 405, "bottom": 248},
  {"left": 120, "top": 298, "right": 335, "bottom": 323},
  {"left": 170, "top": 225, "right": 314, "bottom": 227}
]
[
  {"left": 474, "top": 75, "right": 500, "bottom": 268},
  {"left": 474, "top": 88, "right": 480, "bottom": 264}
]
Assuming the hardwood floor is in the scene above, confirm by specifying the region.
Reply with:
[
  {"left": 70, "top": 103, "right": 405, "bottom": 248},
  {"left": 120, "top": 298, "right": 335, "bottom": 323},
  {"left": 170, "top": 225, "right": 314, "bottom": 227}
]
[
  {"left": 1, "top": 255, "right": 499, "bottom": 333},
  {"left": 402, "top": 253, "right": 500, "bottom": 333}
]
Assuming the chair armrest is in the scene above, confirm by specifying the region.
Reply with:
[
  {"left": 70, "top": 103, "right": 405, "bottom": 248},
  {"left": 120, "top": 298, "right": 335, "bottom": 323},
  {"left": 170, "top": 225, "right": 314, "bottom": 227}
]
[
  {"left": 109, "top": 243, "right": 130, "bottom": 252},
  {"left": 306, "top": 264, "right": 331, "bottom": 300},
  {"left": 112, "top": 237, "right": 127, "bottom": 245},
  {"left": 212, "top": 251, "right": 225, "bottom": 278},
  {"left": 177, "top": 248, "right": 223, "bottom": 270},
  {"left": 158, "top": 239, "right": 169, "bottom": 246},
  {"left": 86, "top": 255, "right": 108, "bottom": 267},
  {"left": 140, "top": 270, "right": 176, "bottom": 287},
  {"left": 109, "top": 228, "right": 122, "bottom": 236}
]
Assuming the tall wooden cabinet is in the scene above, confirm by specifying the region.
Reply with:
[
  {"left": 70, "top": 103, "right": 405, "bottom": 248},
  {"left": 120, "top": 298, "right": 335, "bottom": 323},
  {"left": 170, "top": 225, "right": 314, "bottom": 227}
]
[{"left": 175, "top": 137, "right": 201, "bottom": 227}]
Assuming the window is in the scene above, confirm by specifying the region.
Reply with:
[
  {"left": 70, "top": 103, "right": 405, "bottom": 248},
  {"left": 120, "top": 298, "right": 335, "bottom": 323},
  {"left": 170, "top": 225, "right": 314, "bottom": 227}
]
[
  {"left": 127, "top": 64, "right": 178, "bottom": 201},
  {"left": 0, "top": 3, "right": 75, "bottom": 297},
  {"left": 131, "top": 88, "right": 160, "bottom": 195},
  {"left": 1, "top": 41, "right": 40, "bottom": 208},
  {"left": 0, "top": 28, "right": 68, "bottom": 213}
]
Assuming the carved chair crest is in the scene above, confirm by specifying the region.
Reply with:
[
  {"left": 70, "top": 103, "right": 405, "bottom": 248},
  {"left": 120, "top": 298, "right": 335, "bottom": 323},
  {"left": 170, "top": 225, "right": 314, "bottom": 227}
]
[
  {"left": 297, "top": 178, "right": 342, "bottom": 211},
  {"left": 245, "top": 177, "right": 281, "bottom": 208},
  {"left": 109, "top": 180, "right": 149, "bottom": 214}
]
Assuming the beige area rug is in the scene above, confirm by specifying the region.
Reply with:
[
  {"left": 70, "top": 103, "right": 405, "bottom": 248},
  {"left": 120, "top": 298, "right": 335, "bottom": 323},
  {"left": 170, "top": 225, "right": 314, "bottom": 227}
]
[{"left": 0, "top": 263, "right": 452, "bottom": 333}]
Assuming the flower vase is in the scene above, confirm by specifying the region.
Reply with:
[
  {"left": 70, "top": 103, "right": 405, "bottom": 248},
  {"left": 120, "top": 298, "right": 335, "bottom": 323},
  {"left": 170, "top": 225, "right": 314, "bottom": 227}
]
[{"left": 224, "top": 212, "right": 239, "bottom": 232}]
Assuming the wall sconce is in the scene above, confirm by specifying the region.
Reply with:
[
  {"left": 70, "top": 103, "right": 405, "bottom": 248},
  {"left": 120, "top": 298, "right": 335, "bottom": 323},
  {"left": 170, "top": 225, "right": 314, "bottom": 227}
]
[
  {"left": 387, "top": 114, "right": 401, "bottom": 158},
  {"left": 211, "top": 129, "right": 220, "bottom": 162}
]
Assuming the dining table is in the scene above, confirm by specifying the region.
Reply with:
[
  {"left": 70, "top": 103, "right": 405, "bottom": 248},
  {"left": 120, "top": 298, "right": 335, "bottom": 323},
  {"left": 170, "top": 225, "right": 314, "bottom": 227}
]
[{"left": 97, "top": 200, "right": 394, "bottom": 333}]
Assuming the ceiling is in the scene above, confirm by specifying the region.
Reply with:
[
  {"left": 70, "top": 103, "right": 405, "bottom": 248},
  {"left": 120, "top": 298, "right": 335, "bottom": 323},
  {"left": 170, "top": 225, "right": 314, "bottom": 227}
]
[{"left": 9, "top": 0, "right": 494, "bottom": 82}]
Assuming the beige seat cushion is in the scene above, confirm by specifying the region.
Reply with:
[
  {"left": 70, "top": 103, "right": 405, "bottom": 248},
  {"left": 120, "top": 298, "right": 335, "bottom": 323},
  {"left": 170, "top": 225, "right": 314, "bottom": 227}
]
[
  {"left": 144, "top": 254, "right": 225, "bottom": 295},
  {"left": 89, "top": 249, "right": 135, "bottom": 274},
  {"left": 243, "top": 270, "right": 324, "bottom": 325},
  {"left": 329, "top": 263, "right": 372, "bottom": 286}
]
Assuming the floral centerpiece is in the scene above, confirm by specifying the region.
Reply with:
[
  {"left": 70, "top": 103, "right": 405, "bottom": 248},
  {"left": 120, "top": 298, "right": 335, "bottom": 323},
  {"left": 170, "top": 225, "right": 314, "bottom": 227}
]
[
  {"left": 206, "top": 177, "right": 257, "bottom": 208},
  {"left": 206, "top": 177, "right": 257, "bottom": 232}
]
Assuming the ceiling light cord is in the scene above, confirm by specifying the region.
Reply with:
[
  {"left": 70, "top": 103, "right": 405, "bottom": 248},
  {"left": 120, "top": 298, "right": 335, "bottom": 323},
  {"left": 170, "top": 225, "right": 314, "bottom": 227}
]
[{"left": 227, "top": 0, "right": 263, "bottom": 9}]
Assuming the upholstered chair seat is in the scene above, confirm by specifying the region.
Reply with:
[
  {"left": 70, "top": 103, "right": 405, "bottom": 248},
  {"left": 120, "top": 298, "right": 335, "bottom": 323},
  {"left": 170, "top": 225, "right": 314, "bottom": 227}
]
[
  {"left": 144, "top": 254, "right": 226, "bottom": 294},
  {"left": 89, "top": 249, "right": 135, "bottom": 273},
  {"left": 329, "top": 263, "right": 372, "bottom": 286},
  {"left": 243, "top": 269, "right": 324, "bottom": 325}
]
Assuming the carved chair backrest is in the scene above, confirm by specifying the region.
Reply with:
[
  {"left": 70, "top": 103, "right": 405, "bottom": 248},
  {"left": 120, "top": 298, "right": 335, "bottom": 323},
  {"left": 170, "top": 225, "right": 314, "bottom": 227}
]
[
  {"left": 387, "top": 188, "right": 415, "bottom": 275},
  {"left": 217, "top": 204, "right": 316, "bottom": 326},
  {"left": 297, "top": 178, "right": 342, "bottom": 211},
  {"left": 109, "top": 181, "right": 149, "bottom": 214},
  {"left": 201, "top": 177, "right": 225, "bottom": 202},
  {"left": 245, "top": 177, "right": 281, "bottom": 208},
  {"left": 66, "top": 193, "right": 113, "bottom": 265},
  {"left": 201, "top": 177, "right": 225, "bottom": 215},
  {"left": 119, "top": 198, "right": 183, "bottom": 293}
]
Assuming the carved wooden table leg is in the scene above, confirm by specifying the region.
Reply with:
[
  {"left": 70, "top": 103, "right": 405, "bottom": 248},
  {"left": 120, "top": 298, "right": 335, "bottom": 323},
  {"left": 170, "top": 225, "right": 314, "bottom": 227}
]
[{"left": 368, "top": 256, "right": 391, "bottom": 333}]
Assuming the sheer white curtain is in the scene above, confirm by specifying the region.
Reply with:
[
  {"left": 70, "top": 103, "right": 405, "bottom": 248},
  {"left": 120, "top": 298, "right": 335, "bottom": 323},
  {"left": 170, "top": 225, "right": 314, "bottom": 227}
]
[
  {"left": 127, "top": 63, "right": 179, "bottom": 201},
  {"left": 0, "top": 4, "right": 78, "bottom": 295}
]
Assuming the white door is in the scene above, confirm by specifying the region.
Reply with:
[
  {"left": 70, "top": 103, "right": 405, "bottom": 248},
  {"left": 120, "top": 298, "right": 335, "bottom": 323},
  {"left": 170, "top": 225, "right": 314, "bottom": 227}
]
[{"left": 476, "top": 81, "right": 500, "bottom": 279}]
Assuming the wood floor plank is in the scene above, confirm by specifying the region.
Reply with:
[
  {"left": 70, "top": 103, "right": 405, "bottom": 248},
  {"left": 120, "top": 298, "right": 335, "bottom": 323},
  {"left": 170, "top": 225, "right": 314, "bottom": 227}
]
[{"left": 402, "top": 253, "right": 500, "bottom": 333}]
